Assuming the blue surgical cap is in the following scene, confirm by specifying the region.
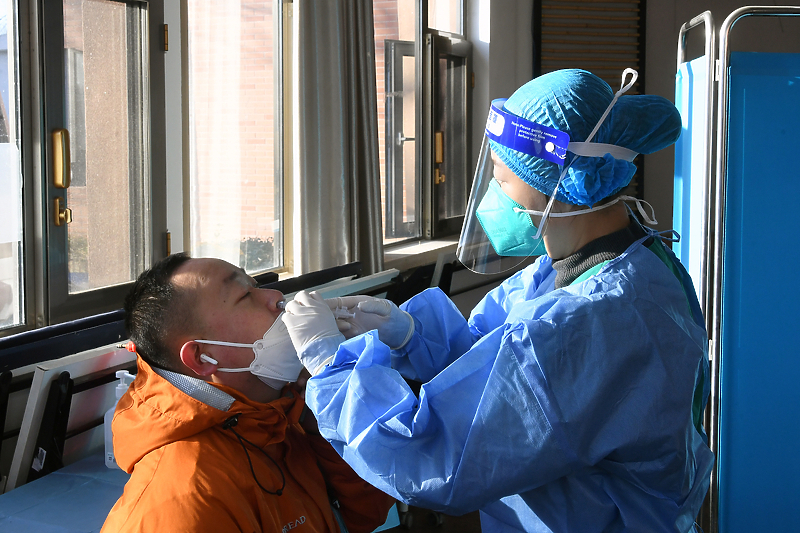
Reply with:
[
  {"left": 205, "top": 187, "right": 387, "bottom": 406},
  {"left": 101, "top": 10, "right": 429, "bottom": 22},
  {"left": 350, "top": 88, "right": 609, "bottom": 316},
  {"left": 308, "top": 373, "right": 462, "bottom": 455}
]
[{"left": 490, "top": 69, "right": 682, "bottom": 206}]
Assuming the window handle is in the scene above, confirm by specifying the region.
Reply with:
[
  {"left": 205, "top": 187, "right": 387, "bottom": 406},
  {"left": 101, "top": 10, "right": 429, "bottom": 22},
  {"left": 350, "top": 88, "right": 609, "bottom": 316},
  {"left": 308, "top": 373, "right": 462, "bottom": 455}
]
[
  {"left": 434, "top": 132, "right": 445, "bottom": 184},
  {"left": 434, "top": 131, "right": 444, "bottom": 164},
  {"left": 52, "top": 128, "right": 71, "bottom": 189},
  {"left": 396, "top": 132, "right": 415, "bottom": 145}
]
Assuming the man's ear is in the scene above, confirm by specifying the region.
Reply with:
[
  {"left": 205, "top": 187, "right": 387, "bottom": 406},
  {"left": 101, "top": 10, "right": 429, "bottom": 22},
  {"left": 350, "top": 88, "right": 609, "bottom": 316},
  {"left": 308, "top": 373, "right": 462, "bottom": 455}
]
[{"left": 180, "top": 341, "right": 216, "bottom": 377}]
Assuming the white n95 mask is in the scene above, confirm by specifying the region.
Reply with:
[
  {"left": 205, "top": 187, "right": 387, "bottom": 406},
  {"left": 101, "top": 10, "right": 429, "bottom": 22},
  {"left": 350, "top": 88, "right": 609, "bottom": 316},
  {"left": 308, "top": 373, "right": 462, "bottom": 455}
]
[{"left": 196, "top": 313, "right": 303, "bottom": 390}]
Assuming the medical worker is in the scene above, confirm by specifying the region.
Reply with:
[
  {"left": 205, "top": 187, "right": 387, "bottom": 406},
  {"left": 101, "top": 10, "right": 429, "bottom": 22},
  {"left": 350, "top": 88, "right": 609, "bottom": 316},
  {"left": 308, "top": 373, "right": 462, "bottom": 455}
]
[{"left": 283, "top": 69, "right": 714, "bottom": 533}]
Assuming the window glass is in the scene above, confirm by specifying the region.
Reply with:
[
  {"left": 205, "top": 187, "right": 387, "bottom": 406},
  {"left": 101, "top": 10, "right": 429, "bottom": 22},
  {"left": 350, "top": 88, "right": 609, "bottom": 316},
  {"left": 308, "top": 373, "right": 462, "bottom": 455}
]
[
  {"left": 374, "top": 0, "right": 418, "bottom": 244},
  {"left": 62, "top": 0, "right": 149, "bottom": 293},
  {"left": 187, "top": 0, "right": 282, "bottom": 274},
  {"left": 429, "top": 0, "right": 463, "bottom": 35},
  {"left": 0, "top": 1, "right": 24, "bottom": 329}
]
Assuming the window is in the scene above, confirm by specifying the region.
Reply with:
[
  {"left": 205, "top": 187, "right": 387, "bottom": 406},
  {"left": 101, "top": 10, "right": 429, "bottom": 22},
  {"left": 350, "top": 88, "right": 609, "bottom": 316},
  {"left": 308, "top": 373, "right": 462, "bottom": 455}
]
[
  {"left": 186, "top": 0, "right": 285, "bottom": 275},
  {"left": 5, "top": 0, "right": 470, "bottom": 336},
  {"left": 1, "top": 0, "right": 291, "bottom": 337},
  {"left": 426, "top": 31, "right": 470, "bottom": 239},
  {"left": 375, "top": 1, "right": 417, "bottom": 244},
  {"left": 41, "top": 0, "right": 153, "bottom": 324},
  {"left": 374, "top": 0, "right": 468, "bottom": 245},
  {"left": 59, "top": 0, "right": 150, "bottom": 295},
  {"left": 428, "top": 0, "right": 463, "bottom": 35},
  {"left": 0, "top": 0, "right": 168, "bottom": 334}
]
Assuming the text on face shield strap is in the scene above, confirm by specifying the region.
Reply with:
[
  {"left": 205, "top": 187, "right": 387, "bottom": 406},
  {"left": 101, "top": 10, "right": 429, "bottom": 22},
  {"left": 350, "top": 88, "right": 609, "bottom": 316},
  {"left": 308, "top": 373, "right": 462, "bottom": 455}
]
[{"left": 484, "top": 99, "right": 569, "bottom": 165}]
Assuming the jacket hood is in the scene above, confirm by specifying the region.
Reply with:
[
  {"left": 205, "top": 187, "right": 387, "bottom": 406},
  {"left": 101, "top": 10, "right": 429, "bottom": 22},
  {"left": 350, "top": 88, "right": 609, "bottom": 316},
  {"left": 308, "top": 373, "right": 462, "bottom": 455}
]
[{"left": 112, "top": 357, "right": 304, "bottom": 473}]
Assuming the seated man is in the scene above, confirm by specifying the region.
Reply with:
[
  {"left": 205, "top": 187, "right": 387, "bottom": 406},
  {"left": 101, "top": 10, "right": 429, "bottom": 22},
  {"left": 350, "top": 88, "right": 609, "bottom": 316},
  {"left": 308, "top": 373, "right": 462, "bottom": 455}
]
[{"left": 101, "top": 253, "right": 393, "bottom": 533}]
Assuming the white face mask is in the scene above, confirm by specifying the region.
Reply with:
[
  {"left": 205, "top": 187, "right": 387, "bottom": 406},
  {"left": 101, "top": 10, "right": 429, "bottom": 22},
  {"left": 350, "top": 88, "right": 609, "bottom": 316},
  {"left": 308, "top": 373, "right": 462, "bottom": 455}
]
[{"left": 196, "top": 313, "right": 303, "bottom": 390}]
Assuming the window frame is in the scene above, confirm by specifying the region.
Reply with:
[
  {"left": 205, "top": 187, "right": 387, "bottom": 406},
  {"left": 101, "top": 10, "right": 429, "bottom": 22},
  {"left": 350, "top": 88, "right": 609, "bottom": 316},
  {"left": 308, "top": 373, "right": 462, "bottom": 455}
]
[
  {"left": 423, "top": 30, "right": 471, "bottom": 240},
  {"left": 40, "top": 0, "right": 158, "bottom": 324},
  {"left": 7, "top": 0, "right": 36, "bottom": 336},
  {"left": 383, "top": 38, "right": 419, "bottom": 241}
]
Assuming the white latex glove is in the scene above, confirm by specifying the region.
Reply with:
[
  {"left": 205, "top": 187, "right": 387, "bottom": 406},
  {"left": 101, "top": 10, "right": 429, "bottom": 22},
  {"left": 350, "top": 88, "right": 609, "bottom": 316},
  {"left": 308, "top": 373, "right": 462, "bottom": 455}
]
[
  {"left": 283, "top": 291, "right": 345, "bottom": 375},
  {"left": 325, "top": 295, "right": 414, "bottom": 350}
]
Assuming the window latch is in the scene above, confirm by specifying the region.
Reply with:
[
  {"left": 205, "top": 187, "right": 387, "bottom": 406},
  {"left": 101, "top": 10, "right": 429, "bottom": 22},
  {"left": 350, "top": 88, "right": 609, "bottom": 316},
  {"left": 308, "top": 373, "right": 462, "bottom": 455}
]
[{"left": 54, "top": 197, "right": 72, "bottom": 226}]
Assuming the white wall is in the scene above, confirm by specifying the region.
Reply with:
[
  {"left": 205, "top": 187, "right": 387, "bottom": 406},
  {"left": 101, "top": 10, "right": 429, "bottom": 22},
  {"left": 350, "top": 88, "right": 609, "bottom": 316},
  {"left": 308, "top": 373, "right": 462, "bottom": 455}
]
[
  {"left": 164, "top": 0, "right": 185, "bottom": 253},
  {"left": 467, "top": 0, "right": 532, "bottom": 171},
  {"left": 467, "top": 0, "right": 488, "bottom": 164}
]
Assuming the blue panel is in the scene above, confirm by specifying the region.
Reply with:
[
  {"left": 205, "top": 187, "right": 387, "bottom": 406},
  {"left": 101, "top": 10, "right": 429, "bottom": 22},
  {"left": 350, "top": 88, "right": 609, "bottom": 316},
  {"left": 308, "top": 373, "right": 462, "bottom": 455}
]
[
  {"left": 674, "top": 56, "right": 709, "bottom": 298},
  {"left": 718, "top": 52, "right": 800, "bottom": 532}
]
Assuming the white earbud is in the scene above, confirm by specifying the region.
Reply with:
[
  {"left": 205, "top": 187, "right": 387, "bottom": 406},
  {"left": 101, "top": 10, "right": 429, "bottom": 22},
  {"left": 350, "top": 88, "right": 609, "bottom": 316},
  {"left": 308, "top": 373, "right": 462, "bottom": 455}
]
[{"left": 200, "top": 354, "right": 218, "bottom": 365}]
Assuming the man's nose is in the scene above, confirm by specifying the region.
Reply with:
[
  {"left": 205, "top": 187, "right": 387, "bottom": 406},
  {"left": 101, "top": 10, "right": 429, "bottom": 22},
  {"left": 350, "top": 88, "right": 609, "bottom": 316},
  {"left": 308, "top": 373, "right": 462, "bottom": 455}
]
[{"left": 259, "top": 288, "right": 285, "bottom": 311}]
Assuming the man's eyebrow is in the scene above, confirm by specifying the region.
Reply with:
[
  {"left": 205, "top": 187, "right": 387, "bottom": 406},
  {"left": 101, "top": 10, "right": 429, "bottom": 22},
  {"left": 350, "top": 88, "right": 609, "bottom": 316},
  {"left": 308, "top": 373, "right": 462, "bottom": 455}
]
[{"left": 223, "top": 268, "right": 248, "bottom": 285}]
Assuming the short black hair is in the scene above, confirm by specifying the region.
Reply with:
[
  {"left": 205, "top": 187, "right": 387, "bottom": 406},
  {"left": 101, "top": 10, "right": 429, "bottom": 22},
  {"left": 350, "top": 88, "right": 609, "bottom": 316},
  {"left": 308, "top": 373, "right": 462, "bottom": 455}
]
[{"left": 124, "top": 253, "right": 193, "bottom": 371}]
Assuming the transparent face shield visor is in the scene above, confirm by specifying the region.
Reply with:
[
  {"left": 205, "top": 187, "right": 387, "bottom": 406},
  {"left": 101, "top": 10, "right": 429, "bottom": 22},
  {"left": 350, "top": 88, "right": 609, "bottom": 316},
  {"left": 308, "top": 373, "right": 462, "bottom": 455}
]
[
  {"left": 456, "top": 99, "right": 570, "bottom": 274},
  {"left": 456, "top": 69, "right": 640, "bottom": 275}
]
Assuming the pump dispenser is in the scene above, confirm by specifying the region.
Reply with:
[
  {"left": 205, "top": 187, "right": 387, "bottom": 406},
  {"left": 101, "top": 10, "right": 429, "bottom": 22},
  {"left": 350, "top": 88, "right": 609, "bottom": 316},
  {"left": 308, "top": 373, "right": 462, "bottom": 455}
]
[{"left": 105, "top": 370, "right": 136, "bottom": 469}]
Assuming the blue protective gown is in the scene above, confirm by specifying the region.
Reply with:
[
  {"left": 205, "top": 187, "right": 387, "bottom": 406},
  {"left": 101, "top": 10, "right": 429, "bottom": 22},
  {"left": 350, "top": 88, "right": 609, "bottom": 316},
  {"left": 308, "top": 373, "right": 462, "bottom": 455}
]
[{"left": 306, "top": 235, "right": 714, "bottom": 533}]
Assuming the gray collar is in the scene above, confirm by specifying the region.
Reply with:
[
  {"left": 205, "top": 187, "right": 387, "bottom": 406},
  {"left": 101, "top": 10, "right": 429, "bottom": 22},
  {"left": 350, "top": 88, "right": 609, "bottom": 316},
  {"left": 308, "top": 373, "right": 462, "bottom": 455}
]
[
  {"left": 551, "top": 219, "right": 648, "bottom": 289},
  {"left": 152, "top": 367, "right": 236, "bottom": 412}
]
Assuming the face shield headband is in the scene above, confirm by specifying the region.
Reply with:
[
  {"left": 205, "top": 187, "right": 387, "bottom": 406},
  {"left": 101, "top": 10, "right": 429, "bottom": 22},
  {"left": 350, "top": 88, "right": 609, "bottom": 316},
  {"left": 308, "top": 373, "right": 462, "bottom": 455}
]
[{"left": 528, "top": 68, "right": 640, "bottom": 240}]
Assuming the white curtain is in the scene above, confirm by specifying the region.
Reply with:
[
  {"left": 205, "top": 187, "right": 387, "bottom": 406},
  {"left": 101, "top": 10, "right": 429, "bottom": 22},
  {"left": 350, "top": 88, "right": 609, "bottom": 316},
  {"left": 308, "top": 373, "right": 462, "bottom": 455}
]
[
  {"left": 188, "top": 0, "right": 242, "bottom": 266},
  {"left": 293, "top": 0, "right": 384, "bottom": 275}
]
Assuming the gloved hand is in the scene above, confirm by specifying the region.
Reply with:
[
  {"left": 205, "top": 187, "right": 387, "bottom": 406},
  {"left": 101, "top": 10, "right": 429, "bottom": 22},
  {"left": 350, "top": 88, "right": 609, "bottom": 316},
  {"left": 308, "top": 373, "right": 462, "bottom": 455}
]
[
  {"left": 325, "top": 295, "right": 415, "bottom": 350},
  {"left": 283, "top": 291, "right": 345, "bottom": 375}
]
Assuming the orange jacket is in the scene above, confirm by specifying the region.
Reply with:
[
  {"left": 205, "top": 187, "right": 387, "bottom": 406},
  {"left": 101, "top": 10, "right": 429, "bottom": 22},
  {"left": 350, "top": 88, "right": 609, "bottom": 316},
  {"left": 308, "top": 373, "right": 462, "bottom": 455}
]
[{"left": 101, "top": 358, "right": 393, "bottom": 533}]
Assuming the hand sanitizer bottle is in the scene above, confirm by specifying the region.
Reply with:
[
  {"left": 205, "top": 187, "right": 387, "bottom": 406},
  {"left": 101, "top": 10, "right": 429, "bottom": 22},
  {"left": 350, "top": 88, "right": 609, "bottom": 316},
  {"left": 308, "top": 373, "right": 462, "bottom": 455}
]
[{"left": 105, "top": 370, "right": 135, "bottom": 469}]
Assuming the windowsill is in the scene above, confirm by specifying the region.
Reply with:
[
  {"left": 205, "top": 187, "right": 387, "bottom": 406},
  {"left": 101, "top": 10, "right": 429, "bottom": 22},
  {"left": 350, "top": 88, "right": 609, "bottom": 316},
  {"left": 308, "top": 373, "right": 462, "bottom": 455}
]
[{"left": 383, "top": 237, "right": 459, "bottom": 272}]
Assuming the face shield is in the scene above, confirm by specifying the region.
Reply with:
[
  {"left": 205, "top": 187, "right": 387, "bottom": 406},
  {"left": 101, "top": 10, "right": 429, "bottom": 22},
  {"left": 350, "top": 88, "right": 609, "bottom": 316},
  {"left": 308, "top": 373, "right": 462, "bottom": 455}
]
[
  {"left": 457, "top": 69, "right": 639, "bottom": 274},
  {"left": 456, "top": 100, "right": 570, "bottom": 274}
]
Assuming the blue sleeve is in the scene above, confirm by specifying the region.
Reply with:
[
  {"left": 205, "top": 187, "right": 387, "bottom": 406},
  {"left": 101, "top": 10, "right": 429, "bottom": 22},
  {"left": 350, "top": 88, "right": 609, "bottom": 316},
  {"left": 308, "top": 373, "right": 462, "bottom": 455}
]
[
  {"left": 389, "top": 288, "right": 475, "bottom": 382},
  {"left": 392, "top": 259, "right": 556, "bottom": 383},
  {"left": 468, "top": 257, "right": 556, "bottom": 339},
  {"left": 306, "top": 318, "right": 576, "bottom": 515}
]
